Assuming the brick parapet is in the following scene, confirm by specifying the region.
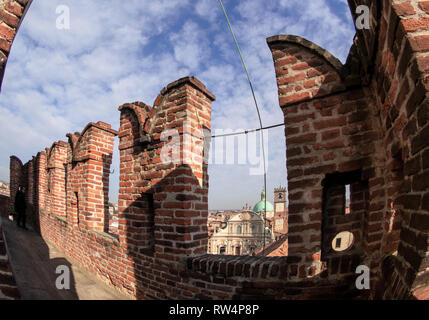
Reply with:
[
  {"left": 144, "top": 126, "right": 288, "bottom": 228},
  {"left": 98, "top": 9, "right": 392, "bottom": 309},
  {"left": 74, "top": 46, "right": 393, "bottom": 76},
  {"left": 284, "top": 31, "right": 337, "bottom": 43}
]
[
  {"left": 117, "top": 76, "right": 213, "bottom": 266},
  {"left": 265, "top": 0, "right": 429, "bottom": 300},
  {"left": 4, "top": 0, "right": 429, "bottom": 300},
  {"left": 352, "top": 0, "right": 429, "bottom": 299}
]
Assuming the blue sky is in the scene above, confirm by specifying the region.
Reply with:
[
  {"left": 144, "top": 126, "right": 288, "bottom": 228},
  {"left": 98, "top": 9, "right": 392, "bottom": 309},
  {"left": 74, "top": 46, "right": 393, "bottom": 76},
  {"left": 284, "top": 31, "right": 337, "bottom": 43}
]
[{"left": 0, "top": 0, "right": 355, "bottom": 210}]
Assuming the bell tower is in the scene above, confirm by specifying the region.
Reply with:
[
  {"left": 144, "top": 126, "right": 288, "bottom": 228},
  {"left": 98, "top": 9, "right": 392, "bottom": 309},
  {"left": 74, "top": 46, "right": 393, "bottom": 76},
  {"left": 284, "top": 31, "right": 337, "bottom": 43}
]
[
  {"left": 274, "top": 187, "right": 286, "bottom": 213},
  {"left": 273, "top": 187, "right": 287, "bottom": 239}
]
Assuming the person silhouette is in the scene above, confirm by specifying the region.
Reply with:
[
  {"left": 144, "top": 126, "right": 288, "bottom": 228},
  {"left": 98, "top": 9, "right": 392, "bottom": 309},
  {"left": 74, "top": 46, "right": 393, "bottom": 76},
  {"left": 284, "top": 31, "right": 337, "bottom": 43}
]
[{"left": 14, "top": 186, "right": 27, "bottom": 230}]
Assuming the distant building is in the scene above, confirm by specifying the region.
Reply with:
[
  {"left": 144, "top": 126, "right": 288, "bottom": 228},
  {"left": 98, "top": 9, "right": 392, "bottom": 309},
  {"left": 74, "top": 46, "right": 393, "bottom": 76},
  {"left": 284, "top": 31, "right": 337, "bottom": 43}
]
[
  {"left": 108, "top": 203, "right": 119, "bottom": 235},
  {"left": 207, "top": 188, "right": 288, "bottom": 256},
  {"left": 253, "top": 190, "right": 274, "bottom": 218},
  {"left": 208, "top": 210, "right": 274, "bottom": 255},
  {"left": 207, "top": 213, "right": 225, "bottom": 237},
  {"left": 0, "top": 181, "right": 10, "bottom": 197},
  {"left": 251, "top": 188, "right": 288, "bottom": 240},
  {"left": 272, "top": 187, "right": 288, "bottom": 239},
  {"left": 0, "top": 182, "right": 10, "bottom": 217}
]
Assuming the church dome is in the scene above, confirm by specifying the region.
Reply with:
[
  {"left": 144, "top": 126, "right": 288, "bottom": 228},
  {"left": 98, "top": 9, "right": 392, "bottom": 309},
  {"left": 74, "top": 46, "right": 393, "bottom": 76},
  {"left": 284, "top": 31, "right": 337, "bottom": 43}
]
[
  {"left": 253, "top": 201, "right": 274, "bottom": 213},
  {"left": 253, "top": 190, "right": 274, "bottom": 213}
]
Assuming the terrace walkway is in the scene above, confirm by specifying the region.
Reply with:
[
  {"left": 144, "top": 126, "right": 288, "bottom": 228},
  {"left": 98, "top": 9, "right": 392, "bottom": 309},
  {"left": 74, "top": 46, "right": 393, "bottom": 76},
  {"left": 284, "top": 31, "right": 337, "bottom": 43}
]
[{"left": 0, "top": 216, "right": 131, "bottom": 300}]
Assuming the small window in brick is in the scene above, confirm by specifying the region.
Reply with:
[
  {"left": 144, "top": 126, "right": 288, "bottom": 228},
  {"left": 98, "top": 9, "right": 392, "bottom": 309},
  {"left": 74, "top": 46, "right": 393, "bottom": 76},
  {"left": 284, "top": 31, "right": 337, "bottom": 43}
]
[
  {"left": 75, "top": 192, "right": 80, "bottom": 225},
  {"left": 345, "top": 184, "right": 351, "bottom": 215},
  {"left": 47, "top": 171, "right": 52, "bottom": 193},
  {"left": 322, "top": 170, "right": 367, "bottom": 257}
]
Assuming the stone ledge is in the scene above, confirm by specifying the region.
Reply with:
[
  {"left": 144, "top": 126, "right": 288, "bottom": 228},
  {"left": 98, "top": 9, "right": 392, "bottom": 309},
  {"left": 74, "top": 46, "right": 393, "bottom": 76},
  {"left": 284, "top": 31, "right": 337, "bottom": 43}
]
[
  {"left": 160, "top": 76, "right": 216, "bottom": 102},
  {"left": 54, "top": 215, "right": 68, "bottom": 227},
  {"left": 187, "top": 254, "right": 298, "bottom": 279},
  {"left": 88, "top": 229, "right": 120, "bottom": 247}
]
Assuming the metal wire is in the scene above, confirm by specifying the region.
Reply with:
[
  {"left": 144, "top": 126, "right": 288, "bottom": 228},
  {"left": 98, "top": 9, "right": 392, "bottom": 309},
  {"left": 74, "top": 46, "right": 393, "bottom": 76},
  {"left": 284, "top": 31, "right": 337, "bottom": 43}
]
[
  {"left": 218, "top": 0, "right": 268, "bottom": 251},
  {"left": 211, "top": 123, "right": 284, "bottom": 139}
]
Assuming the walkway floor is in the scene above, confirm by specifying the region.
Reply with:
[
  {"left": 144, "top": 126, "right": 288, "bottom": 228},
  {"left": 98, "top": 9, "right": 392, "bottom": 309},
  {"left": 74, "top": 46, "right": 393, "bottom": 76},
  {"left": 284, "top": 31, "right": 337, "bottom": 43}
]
[{"left": 0, "top": 216, "right": 131, "bottom": 300}]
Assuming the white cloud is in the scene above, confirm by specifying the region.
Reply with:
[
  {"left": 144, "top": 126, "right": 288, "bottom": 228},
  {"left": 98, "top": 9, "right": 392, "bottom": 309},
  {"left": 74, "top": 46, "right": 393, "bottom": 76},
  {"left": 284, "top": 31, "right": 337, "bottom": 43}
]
[
  {"left": 195, "top": 0, "right": 219, "bottom": 22},
  {"left": 170, "top": 21, "right": 209, "bottom": 70},
  {"left": 0, "top": 0, "right": 355, "bottom": 209}
]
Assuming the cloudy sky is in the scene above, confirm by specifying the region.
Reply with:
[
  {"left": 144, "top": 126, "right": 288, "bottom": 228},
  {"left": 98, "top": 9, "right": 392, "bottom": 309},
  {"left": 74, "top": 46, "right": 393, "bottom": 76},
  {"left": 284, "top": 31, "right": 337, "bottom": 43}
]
[{"left": 0, "top": 0, "right": 355, "bottom": 210}]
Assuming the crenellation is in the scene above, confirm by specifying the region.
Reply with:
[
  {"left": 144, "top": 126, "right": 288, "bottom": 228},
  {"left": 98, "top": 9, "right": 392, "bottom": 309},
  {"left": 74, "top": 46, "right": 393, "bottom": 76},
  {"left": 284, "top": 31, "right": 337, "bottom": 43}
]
[{"left": 3, "top": 0, "right": 429, "bottom": 300}]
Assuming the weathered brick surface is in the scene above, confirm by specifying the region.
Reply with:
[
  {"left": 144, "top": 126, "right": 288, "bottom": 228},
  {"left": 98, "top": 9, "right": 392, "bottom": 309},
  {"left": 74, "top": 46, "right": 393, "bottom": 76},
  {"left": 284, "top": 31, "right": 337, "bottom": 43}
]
[
  {"left": 268, "top": 35, "right": 385, "bottom": 285},
  {"left": 266, "top": 0, "right": 429, "bottom": 300},
  {"left": 4, "top": 0, "right": 429, "bottom": 300},
  {"left": 8, "top": 155, "right": 23, "bottom": 216}
]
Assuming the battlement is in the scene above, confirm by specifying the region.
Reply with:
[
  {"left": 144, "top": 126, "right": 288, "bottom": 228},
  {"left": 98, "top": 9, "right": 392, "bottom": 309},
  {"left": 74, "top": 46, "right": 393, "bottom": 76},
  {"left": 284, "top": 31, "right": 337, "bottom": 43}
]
[{"left": 4, "top": 0, "right": 429, "bottom": 300}]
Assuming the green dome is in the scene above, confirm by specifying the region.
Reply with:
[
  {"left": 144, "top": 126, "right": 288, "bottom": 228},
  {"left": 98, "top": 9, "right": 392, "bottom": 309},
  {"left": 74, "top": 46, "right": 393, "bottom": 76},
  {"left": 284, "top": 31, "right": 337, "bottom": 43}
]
[
  {"left": 253, "top": 190, "right": 274, "bottom": 213},
  {"left": 253, "top": 200, "right": 274, "bottom": 213}
]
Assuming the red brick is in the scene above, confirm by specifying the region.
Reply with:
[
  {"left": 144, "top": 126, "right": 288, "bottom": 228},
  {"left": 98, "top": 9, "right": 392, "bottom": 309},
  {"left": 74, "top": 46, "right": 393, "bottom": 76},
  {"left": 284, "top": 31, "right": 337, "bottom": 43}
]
[
  {"left": 401, "top": 17, "right": 429, "bottom": 32},
  {"left": 292, "top": 62, "right": 310, "bottom": 71},
  {"left": 278, "top": 73, "right": 306, "bottom": 85},
  {"left": 419, "top": 1, "right": 429, "bottom": 14},
  {"left": 0, "top": 38, "right": 11, "bottom": 52},
  {"left": 394, "top": 2, "right": 416, "bottom": 15},
  {"left": 409, "top": 35, "right": 429, "bottom": 51},
  {"left": 0, "top": 24, "right": 14, "bottom": 42},
  {"left": 280, "top": 92, "right": 311, "bottom": 106},
  {"left": 274, "top": 56, "right": 298, "bottom": 68},
  {"left": 321, "top": 129, "right": 340, "bottom": 141},
  {"left": 287, "top": 133, "right": 317, "bottom": 144},
  {"left": 313, "top": 117, "right": 346, "bottom": 130},
  {"left": 0, "top": 10, "right": 19, "bottom": 28},
  {"left": 5, "top": 1, "right": 24, "bottom": 17}
]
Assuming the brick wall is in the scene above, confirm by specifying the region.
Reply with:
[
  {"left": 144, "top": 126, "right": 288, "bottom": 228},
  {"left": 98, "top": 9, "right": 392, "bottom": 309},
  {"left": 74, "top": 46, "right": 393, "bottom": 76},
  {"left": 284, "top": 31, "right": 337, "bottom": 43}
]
[
  {"left": 348, "top": 0, "right": 429, "bottom": 300},
  {"left": 266, "top": 0, "right": 429, "bottom": 299},
  {"left": 268, "top": 35, "right": 385, "bottom": 287},
  {"left": 118, "top": 77, "right": 213, "bottom": 262},
  {"left": 9, "top": 155, "right": 23, "bottom": 216},
  {"left": 321, "top": 176, "right": 368, "bottom": 258},
  {"left": 7, "top": 76, "right": 368, "bottom": 300},
  {"left": 4, "top": 0, "right": 429, "bottom": 300}
]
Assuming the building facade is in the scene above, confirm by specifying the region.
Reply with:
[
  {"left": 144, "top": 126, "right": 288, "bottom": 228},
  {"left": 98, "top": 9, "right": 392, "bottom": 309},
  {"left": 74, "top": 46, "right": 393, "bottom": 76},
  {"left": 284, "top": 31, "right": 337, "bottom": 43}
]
[{"left": 208, "top": 210, "right": 274, "bottom": 255}]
